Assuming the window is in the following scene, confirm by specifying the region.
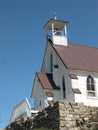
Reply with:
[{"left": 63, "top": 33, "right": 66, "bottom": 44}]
[
  {"left": 39, "top": 101, "right": 41, "bottom": 106},
  {"left": 87, "top": 75, "right": 95, "bottom": 97},
  {"left": 50, "top": 53, "right": 53, "bottom": 73},
  {"left": 62, "top": 76, "right": 66, "bottom": 99}
]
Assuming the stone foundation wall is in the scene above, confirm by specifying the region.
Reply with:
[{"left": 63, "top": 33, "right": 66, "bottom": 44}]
[
  {"left": 6, "top": 101, "right": 98, "bottom": 130},
  {"left": 59, "top": 101, "right": 98, "bottom": 130}
]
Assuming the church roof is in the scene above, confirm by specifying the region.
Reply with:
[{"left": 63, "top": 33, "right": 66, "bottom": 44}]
[
  {"left": 36, "top": 72, "right": 60, "bottom": 90},
  {"left": 51, "top": 41, "right": 98, "bottom": 73}
]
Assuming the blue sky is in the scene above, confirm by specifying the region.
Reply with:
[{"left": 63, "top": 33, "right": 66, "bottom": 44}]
[{"left": 0, "top": 0, "right": 98, "bottom": 128}]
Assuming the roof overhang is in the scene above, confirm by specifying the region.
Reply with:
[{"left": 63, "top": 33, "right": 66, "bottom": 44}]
[{"left": 44, "top": 19, "right": 68, "bottom": 30}]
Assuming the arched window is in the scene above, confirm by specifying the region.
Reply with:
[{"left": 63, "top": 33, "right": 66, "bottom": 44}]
[
  {"left": 62, "top": 76, "right": 66, "bottom": 99},
  {"left": 50, "top": 53, "right": 53, "bottom": 73},
  {"left": 87, "top": 75, "right": 95, "bottom": 97}
]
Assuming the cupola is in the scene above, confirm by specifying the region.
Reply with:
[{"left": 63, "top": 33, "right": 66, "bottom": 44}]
[{"left": 44, "top": 15, "right": 68, "bottom": 46}]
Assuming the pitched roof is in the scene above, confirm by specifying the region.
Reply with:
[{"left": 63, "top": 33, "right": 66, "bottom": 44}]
[
  {"left": 36, "top": 72, "right": 60, "bottom": 90},
  {"left": 51, "top": 42, "right": 98, "bottom": 73}
]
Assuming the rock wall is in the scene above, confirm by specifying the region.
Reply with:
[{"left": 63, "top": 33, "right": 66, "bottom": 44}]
[
  {"left": 59, "top": 101, "right": 98, "bottom": 130},
  {"left": 6, "top": 101, "right": 98, "bottom": 130}
]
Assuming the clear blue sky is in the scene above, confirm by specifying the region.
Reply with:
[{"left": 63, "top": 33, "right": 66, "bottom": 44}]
[{"left": 0, "top": 0, "right": 98, "bottom": 128}]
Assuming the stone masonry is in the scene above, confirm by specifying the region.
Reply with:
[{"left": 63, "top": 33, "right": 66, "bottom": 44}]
[{"left": 6, "top": 101, "right": 98, "bottom": 130}]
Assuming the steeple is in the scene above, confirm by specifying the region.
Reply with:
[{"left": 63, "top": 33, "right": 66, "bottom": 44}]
[{"left": 44, "top": 15, "right": 68, "bottom": 46}]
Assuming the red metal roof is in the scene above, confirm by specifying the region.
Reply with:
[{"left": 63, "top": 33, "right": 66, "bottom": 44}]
[
  {"left": 52, "top": 42, "right": 98, "bottom": 73},
  {"left": 36, "top": 72, "right": 60, "bottom": 90}
]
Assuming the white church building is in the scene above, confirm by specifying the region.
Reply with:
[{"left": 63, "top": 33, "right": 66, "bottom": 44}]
[{"left": 31, "top": 17, "right": 98, "bottom": 111}]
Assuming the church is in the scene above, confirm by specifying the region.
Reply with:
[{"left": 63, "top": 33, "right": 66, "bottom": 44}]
[{"left": 31, "top": 16, "right": 98, "bottom": 110}]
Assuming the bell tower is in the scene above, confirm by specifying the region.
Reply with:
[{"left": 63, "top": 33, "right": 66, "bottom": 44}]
[{"left": 44, "top": 15, "right": 68, "bottom": 46}]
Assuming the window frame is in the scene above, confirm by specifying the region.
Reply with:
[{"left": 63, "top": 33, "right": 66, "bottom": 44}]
[{"left": 86, "top": 75, "right": 96, "bottom": 98}]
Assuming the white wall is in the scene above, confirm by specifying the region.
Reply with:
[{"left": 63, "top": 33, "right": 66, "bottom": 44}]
[
  {"left": 34, "top": 79, "right": 46, "bottom": 110},
  {"left": 41, "top": 42, "right": 53, "bottom": 73},
  {"left": 41, "top": 42, "right": 75, "bottom": 102},
  {"left": 52, "top": 35, "right": 67, "bottom": 46},
  {"left": 41, "top": 41, "right": 98, "bottom": 107},
  {"left": 52, "top": 49, "right": 75, "bottom": 102},
  {"left": 10, "top": 98, "right": 31, "bottom": 123},
  {"left": 70, "top": 70, "right": 98, "bottom": 106},
  {"left": 44, "top": 89, "right": 61, "bottom": 102},
  {"left": 34, "top": 85, "right": 62, "bottom": 110},
  {"left": 52, "top": 46, "right": 98, "bottom": 106}
]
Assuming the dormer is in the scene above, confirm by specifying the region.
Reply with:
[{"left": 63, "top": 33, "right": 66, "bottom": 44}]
[{"left": 44, "top": 18, "right": 68, "bottom": 46}]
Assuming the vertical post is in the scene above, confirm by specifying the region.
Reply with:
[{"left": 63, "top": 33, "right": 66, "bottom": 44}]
[
  {"left": 52, "top": 23, "right": 54, "bottom": 36},
  {"left": 64, "top": 25, "right": 68, "bottom": 46},
  {"left": 64, "top": 25, "right": 67, "bottom": 37},
  {"left": 52, "top": 23, "right": 54, "bottom": 43}
]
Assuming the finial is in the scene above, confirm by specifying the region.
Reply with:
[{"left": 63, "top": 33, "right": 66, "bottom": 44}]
[{"left": 54, "top": 12, "right": 57, "bottom": 20}]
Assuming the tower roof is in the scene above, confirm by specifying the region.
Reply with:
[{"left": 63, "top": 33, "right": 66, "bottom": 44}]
[{"left": 44, "top": 19, "right": 68, "bottom": 30}]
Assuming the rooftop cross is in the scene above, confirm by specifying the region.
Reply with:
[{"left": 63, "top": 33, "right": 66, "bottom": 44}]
[{"left": 54, "top": 12, "right": 57, "bottom": 20}]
